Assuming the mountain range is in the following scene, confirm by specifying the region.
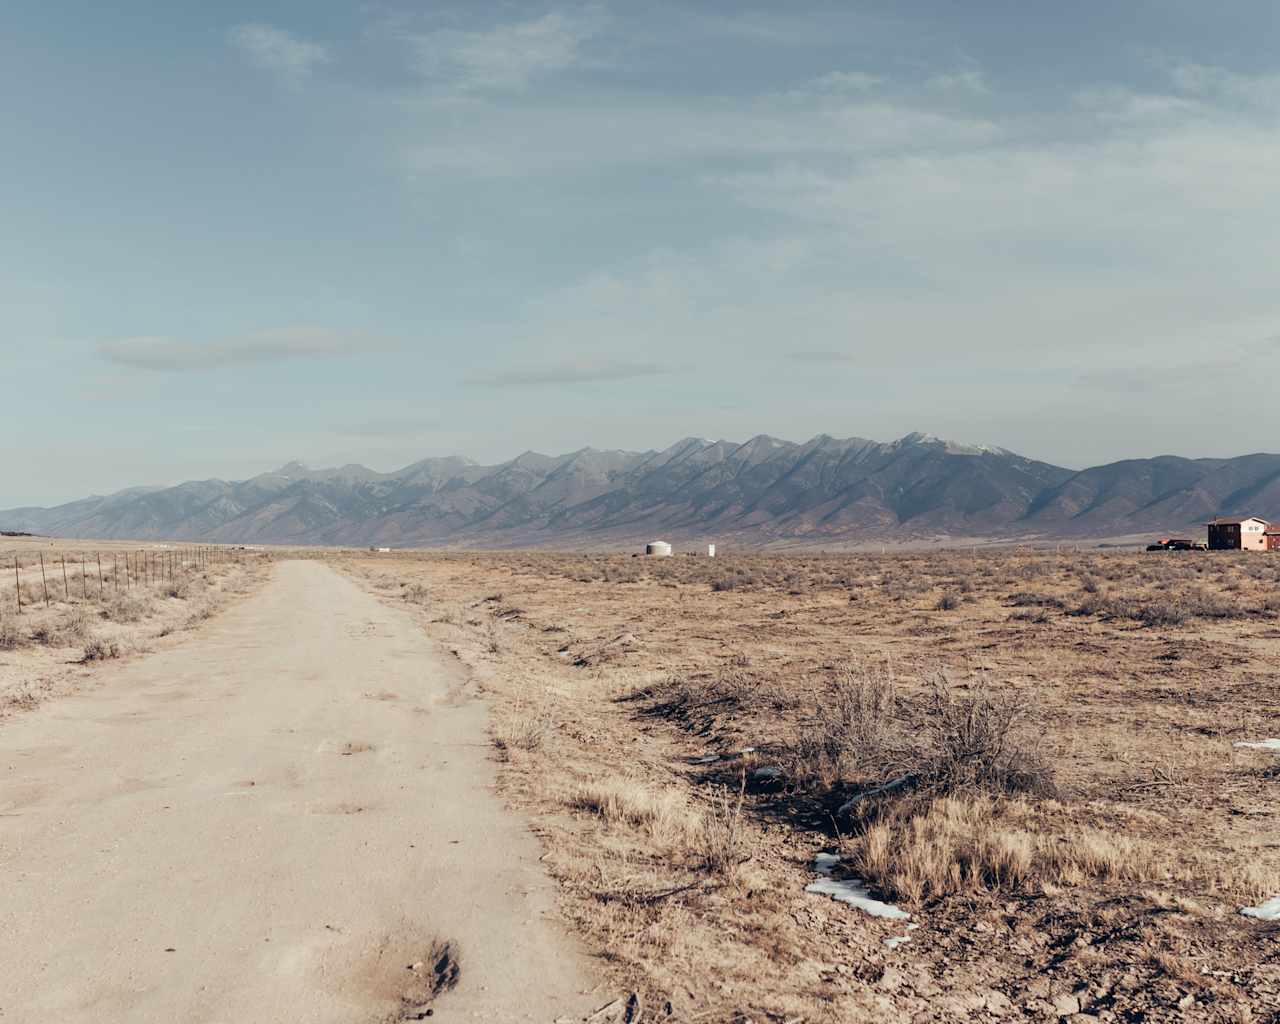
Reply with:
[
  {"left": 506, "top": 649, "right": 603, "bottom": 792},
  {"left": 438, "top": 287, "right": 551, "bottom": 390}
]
[{"left": 5, "top": 433, "right": 1280, "bottom": 549}]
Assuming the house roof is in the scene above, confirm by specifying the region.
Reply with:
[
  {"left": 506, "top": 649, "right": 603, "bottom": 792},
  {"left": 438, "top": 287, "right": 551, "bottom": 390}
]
[{"left": 1207, "top": 516, "right": 1270, "bottom": 526}]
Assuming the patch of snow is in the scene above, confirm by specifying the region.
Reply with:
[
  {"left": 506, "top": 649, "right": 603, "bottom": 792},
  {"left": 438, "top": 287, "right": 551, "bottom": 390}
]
[
  {"left": 1234, "top": 739, "right": 1280, "bottom": 752},
  {"left": 753, "top": 766, "right": 782, "bottom": 780},
  {"left": 884, "top": 923, "right": 920, "bottom": 950},
  {"left": 692, "top": 754, "right": 720, "bottom": 764},
  {"left": 813, "top": 853, "right": 841, "bottom": 875},
  {"left": 805, "top": 854, "right": 910, "bottom": 921},
  {"left": 1242, "top": 896, "right": 1280, "bottom": 921},
  {"left": 738, "top": 747, "right": 756, "bottom": 754}
]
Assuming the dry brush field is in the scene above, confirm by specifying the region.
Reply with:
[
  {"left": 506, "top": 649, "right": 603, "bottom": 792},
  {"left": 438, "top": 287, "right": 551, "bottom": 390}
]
[
  {"left": 0, "top": 538, "right": 270, "bottom": 717},
  {"left": 337, "top": 547, "right": 1280, "bottom": 1024}
]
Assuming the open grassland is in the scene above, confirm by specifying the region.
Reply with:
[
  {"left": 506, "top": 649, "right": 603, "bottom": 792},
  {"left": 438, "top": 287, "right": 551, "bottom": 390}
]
[
  {"left": 334, "top": 547, "right": 1280, "bottom": 1023},
  {"left": 0, "top": 539, "right": 270, "bottom": 716}
]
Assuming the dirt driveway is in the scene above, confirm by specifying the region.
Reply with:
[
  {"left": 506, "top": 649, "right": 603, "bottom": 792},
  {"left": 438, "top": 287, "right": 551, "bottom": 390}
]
[{"left": 0, "top": 561, "right": 598, "bottom": 1023}]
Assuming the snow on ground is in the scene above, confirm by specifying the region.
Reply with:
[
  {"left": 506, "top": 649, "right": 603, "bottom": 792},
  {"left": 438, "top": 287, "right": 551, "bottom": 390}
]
[
  {"left": 1233, "top": 739, "right": 1280, "bottom": 751},
  {"left": 884, "top": 924, "right": 920, "bottom": 950},
  {"left": 805, "top": 853, "right": 910, "bottom": 921},
  {"left": 1241, "top": 896, "right": 1280, "bottom": 921}
]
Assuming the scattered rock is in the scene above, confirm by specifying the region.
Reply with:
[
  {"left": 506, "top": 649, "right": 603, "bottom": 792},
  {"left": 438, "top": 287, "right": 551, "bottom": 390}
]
[
  {"left": 984, "top": 989, "right": 1013, "bottom": 1014},
  {"left": 876, "top": 966, "right": 904, "bottom": 992},
  {"left": 1052, "top": 992, "right": 1081, "bottom": 1017}
]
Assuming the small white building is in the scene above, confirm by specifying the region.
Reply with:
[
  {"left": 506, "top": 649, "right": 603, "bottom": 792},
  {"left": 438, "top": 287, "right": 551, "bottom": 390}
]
[{"left": 645, "top": 540, "right": 673, "bottom": 557}]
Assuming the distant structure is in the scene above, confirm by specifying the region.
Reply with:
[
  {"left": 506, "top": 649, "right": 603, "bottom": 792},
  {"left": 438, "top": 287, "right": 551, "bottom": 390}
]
[
  {"left": 1269, "top": 527, "right": 1280, "bottom": 552},
  {"left": 1207, "top": 516, "right": 1270, "bottom": 551},
  {"left": 645, "top": 541, "right": 673, "bottom": 557},
  {"left": 708, "top": 544, "right": 716, "bottom": 558}
]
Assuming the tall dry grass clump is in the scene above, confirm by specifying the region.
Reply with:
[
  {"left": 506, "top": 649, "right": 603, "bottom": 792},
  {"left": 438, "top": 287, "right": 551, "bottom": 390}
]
[
  {"left": 570, "top": 779, "right": 694, "bottom": 846},
  {"left": 848, "top": 795, "right": 1243, "bottom": 904},
  {"left": 492, "top": 686, "right": 555, "bottom": 755},
  {"left": 693, "top": 776, "right": 747, "bottom": 878}
]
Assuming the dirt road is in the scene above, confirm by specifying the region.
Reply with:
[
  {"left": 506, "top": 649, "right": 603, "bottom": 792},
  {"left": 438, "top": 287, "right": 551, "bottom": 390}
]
[{"left": 0, "top": 561, "right": 598, "bottom": 1023}]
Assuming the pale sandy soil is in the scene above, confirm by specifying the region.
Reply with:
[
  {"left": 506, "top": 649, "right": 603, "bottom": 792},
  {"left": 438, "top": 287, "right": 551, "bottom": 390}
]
[{"left": 0, "top": 561, "right": 603, "bottom": 1023}]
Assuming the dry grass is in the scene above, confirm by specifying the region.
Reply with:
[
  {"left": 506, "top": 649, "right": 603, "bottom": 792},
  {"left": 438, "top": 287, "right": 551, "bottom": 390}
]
[
  {"left": 1, "top": 546, "right": 270, "bottom": 717},
  {"left": 101, "top": 592, "right": 154, "bottom": 623},
  {"left": 570, "top": 779, "right": 695, "bottom": 843},
  {"left": 335, "top": 547, "right": 1280, "bottom": 1023},
  {"left": 0, "top": 614, "right": 20, "bottom": 650}
]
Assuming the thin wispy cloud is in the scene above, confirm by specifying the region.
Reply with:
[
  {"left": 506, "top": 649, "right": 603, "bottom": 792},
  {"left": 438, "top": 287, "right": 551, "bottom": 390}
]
[
  {"left": 786, "top": 351, "right": 860, "bottom": 364},
  {"left": 407, "top": 8, "right": 603, "bottom": 92},
  {"left": 465, "top": 359, "right": 673, "bottom": 388},
  {"left": 1077, "top": 335, "right": 1280, "bottom": 393},
  {"left": 230, "top": 23, "right": 329, "bottom": 83},
  {"left": 807, "top": 70, "right": 883, "bottom": 94},
  {"left": 923, "top": 67, "right": 990, "bottom": 96},
  {"left": 99, "top": 327, "right": 378, "bottom": 371}
]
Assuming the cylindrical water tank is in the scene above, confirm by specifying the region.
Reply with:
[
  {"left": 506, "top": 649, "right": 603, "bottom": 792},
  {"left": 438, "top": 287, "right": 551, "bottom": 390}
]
[{"left": 645, "top": 541, "right": 673, "bottom": 557}]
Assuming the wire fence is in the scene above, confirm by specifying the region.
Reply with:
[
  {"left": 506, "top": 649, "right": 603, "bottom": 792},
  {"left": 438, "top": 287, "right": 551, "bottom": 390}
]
[{"left": 6, "top": 546, "right": 247, "bottom": 614}]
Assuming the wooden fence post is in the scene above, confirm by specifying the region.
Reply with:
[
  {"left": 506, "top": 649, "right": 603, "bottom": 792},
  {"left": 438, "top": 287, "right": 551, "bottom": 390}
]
[
  {"left": 13, "top": 555, "right": 20, "bottom": 614},
  {"left": 97, "top": 553, "right": 104, "bottom": 597},
  {"left": 39, "top": 553, "right": 49, "bottom": 607},
  {"left": 61, "top": 556, "right": 69, "bottom": 600},
  {"left": 82, "top": 557, "right": 88, "bottom": 599}
]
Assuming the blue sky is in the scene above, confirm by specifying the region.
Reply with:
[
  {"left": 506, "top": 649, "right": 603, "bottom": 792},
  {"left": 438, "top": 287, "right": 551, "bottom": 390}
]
[{"left": 5, "top": 2, "right": 1280, "bottom": 506}]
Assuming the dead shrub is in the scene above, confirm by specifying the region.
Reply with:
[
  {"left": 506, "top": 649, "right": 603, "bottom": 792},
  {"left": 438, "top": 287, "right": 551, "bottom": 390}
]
[
  {"left": 935, "top": 591, "right": 963, "bottom": 611},
  {"left": 0, "top": 615, "right": 22, "bottom": 649},
  {"left": 31, "top": 608, "right": 93, "bottom": 647},
  {"left": 403, "top": 583, "right": 430, "bottom": 605},
  {"left": 82, "top": 637, "right": 121, "bottom": 662},
  {"left": 102, "top": 592, "right": 152, "bottom": 624},
  {"left": 1008, "top": 591, "right": 1064, "bottom": 609},
  {"left": 791, "top": 663, "right": 901, "bottom": 786},
  {"left": 919, "top": 673, "right": 1054, "bottom": 798}
]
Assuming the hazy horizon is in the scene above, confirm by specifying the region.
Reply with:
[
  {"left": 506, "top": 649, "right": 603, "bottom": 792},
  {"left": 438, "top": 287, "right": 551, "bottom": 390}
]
[{"left": 6, "top": 2, "right": 1280, "bottom": 506}]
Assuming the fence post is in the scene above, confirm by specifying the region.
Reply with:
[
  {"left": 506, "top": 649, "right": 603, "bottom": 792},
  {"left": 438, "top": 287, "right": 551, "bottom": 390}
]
[
  {"left": 82, "top": 557, "right": 88, "bottom": 599},
  {"left": 13, "top": 555, "right": 20, "bottom": 614},
  {"left": 114, "top": 554, "right": 119, "bottom": 593},
  {"left": 97, "top": 553, "right": 104, "bottom": 597},
  {"left": 61, "top": 556, "right": 69, "bottom": 600},
  {"left": 39, "top": 553, "right": 49, "bottom": 607}
]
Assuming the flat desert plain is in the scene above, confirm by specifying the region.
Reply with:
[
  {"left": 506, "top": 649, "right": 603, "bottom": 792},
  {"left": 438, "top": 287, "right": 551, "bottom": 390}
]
[
  {"left": 337, "top": 548, "right": 1280, "bottom": 1023},
  {"left": 4, "top": 543, "right": 1280, "bottom": 1022}
]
